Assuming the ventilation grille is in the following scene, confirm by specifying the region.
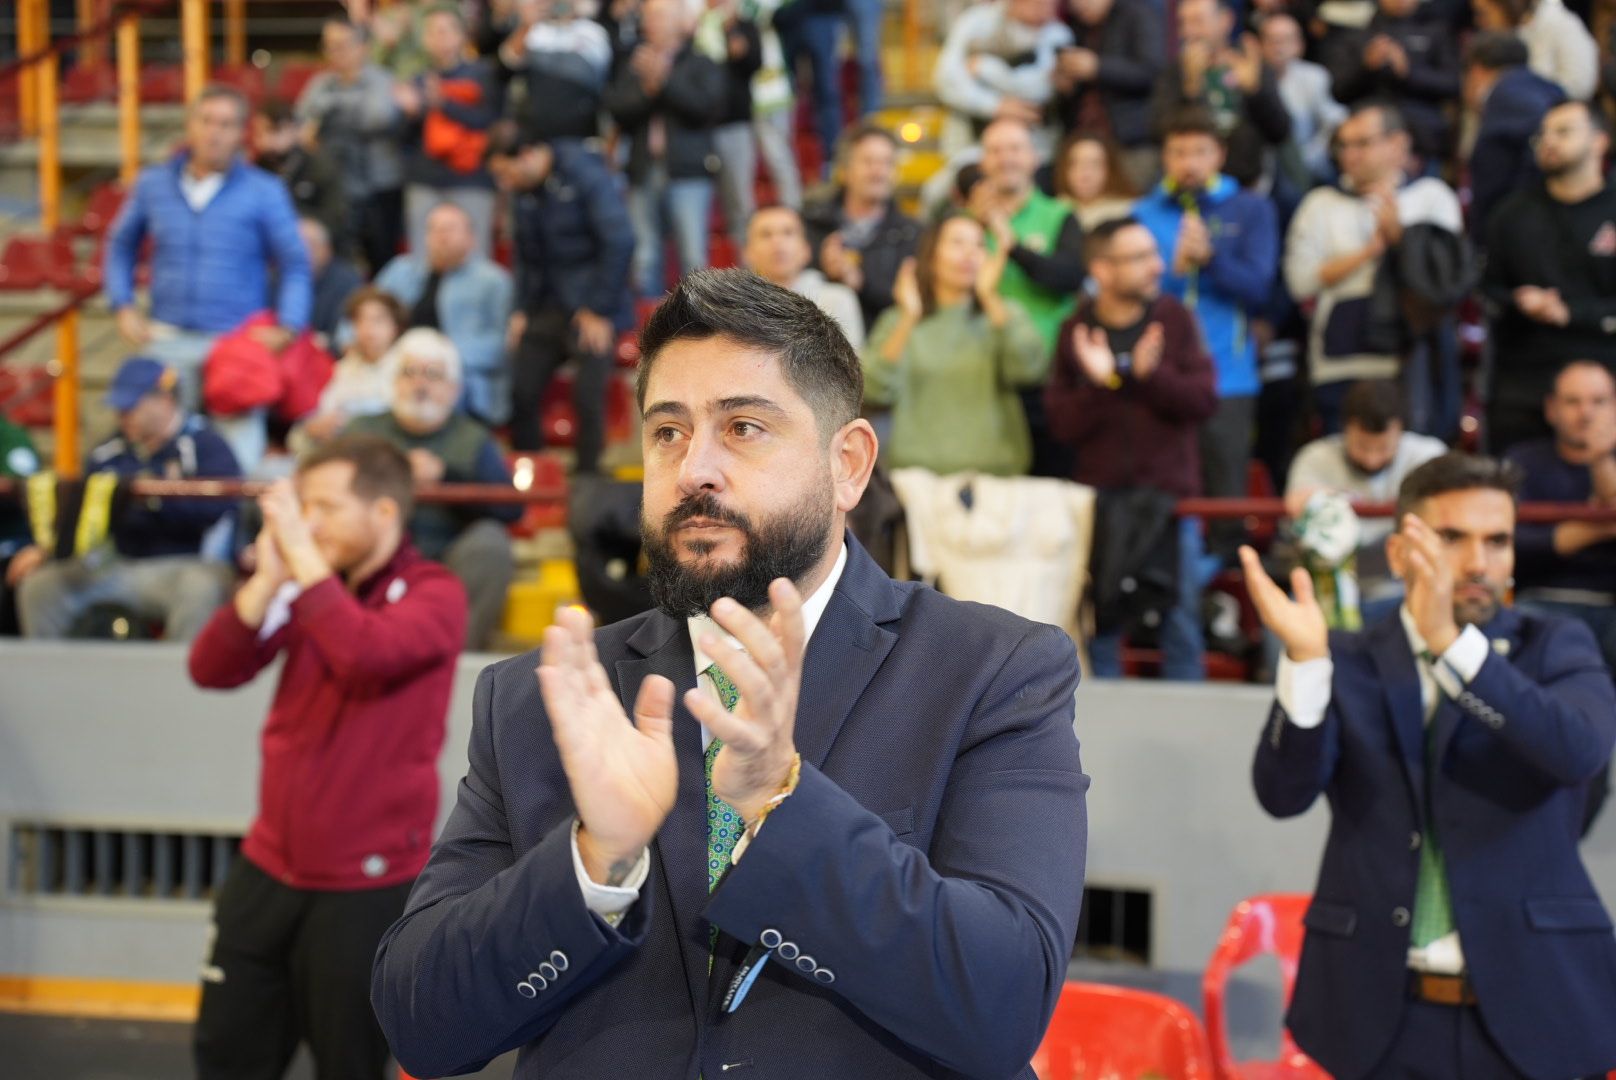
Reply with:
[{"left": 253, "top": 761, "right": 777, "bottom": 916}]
[
  {"left": 1074, "top": 885, "right": 1153, "bottom": 965},
  {"left": 7, "top": 823, "right": 244, "bottom": 902}
]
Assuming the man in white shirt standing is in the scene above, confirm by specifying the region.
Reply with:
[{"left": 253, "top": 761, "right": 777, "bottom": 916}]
[
  {"left": 743, "top": 205, "right": 865, "bottom": 349},
  {"left": 371, "top": 268, "right": 1088, "bottom": 1080},
  {"left": 1239, "top": 452, "right": 1616, "bottom": 1080}
]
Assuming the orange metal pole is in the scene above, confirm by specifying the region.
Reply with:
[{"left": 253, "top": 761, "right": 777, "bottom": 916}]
[
  {"left": 182, "top": 0, "right": 210, "bottom": 102},
  {"left": 77, "top": 0, "right": 104, "bottom": 69},
  {"left": 19, "top": 0, "right": 42, "bottom": 138},
  {"left": 37, "top": 54, "right": 61, "bottom": 231},
  {"left": 903, "top": 0, "right": 920, "bottom": 91},
  {"left": 226, "top": 0, "right": 247, "bottom": 69},
  {"left": 36, "top": 48, "right": 80, "bottom": 477},
  {"left": 118, "top": 13, "right": 142, "bottom": 184}
]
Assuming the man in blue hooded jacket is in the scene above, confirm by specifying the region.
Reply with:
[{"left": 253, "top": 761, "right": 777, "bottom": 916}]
[{"left": 1134, "top": 107, "right": 1278, "bottom": 556}]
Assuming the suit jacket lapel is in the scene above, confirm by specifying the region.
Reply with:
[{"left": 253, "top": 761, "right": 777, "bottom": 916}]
[
  {"left": 1368, "top": 614, "right": 1427, "bottom": 812},
  {"left": 613, "top": 611, "right": 709, "bottom": 1017}
]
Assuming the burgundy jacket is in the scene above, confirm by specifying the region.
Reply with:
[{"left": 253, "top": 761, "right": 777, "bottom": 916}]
[
  {"left": 1045, "top": 294, "right": 1218, "bottom": 498},
  {"left": 189, "top": 542, "right": 467, "bottom": 891}
]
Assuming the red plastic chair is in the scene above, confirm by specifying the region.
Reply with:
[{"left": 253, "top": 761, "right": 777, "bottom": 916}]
[
  {"left": 63, "top": 63, "right": 119, "bottom": 104},
  {"left": 0, "top": 233, "right": 76, "bottom": 292},
  {"left": 274, "top": 60, "right": 323, "bottom": 105},
  {"left": 506, "top": 451, "right": 568, "bottom": 536},
  {"left": 1033, "top": 982, "right": 1215, "bottom": 1080},
  {"left": 77, "top": 180, "right": 127, "bottom": 236},
  {"left": 1202, "top": 894, "right": 1329, "bottom": 1080},
  {"left": 0, "top": 364, "right": 56, "bottom": 427}
]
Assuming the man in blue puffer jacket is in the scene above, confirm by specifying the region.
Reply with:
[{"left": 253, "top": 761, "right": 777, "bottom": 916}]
[
  {"left": 103, "top": 83, "right": 312, "bottom": 474},
  {"left": 1134, "top": 106, "right": 1278, "bottom": 557}
]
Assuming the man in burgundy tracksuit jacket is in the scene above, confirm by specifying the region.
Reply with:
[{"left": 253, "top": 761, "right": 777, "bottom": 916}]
[
  {"left": 1045, "top": 216, "right": 1218, "bottom": 680},
  {"left": 188, "top": 434, "right": 466, "bottom": 1080}
]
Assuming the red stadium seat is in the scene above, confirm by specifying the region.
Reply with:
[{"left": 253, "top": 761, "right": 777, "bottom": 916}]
[
  {"left": 1202, "top": 894, "right": 1329, "bottom": 1080},
  {"left": 614, "top": 329, "right": 640, "bottom": 371},
  {"left": 0, "top": 233, "right": 76, "bottom": 292},
  {"left": 139, "top": 64, "right": 186, "bottom": 103},
  {"left": 274, "top": 60, "right": 323, "bottom": 105},
  {"left": 507, "top": 451, "right": 568, "bottom": 536},
  {"left": 63, "top": 63, "right": 119, "bottom": 104},
  {"left": 77, "top": 181, "right": 127, "bottom": 236},
  {"left": 212, "top": 63, "right": 267, "bottom": 107},
  {"left": 0, "top": 364, "right": 56, "bottom": 428},
  {"left": 1033, "top": 982, "right": 1214, "bottom": 1080}
]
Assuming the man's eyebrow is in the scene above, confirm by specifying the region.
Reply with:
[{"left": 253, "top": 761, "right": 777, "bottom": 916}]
[
  {"left": 716, "top": 395, "right": 790, "bottom": 417},
  {"left": 643, "top": 401, "right": 691, "bottom": 422}
]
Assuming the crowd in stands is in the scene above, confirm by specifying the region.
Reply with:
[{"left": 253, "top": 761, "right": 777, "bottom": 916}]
[{"left": 1, "top": 0, "right": 1615, "bottom": 679}]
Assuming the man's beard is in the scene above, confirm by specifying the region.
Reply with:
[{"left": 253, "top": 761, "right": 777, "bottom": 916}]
[
  {"left": 1344, "top": 454, "right": 1389, "bottom": 480},
  {"left": 395, "top": 393, "right": 452, "bottom": 430},
  {"left": 1540, "top": 154, "right": 1584, "bottom": 180},
  {"left": 642, "top": 485, "right": 834, "bottom": 618},
  {"left": 1452, "top": 577, "right": 1505, "bottom": 628}
]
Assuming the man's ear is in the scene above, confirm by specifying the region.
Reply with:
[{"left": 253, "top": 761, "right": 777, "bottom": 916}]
[{"left": 831, "top": 418, "right": 878, "bottom": 514}]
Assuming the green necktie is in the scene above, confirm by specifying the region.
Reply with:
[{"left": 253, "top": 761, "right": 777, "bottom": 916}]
[
  {"left": 1411, "top": 653, "right": 1457, "bottom": 948},
  {"left": 703, "top": 664, "right": 743, "bottom": 894}
]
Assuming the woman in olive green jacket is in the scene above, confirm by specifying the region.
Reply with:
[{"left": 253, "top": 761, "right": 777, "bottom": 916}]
[{"left": 861, "top": 212, "right": 1052, "bottom": 476}]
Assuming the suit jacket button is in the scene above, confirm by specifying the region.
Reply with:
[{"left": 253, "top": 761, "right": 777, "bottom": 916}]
[
  {"left": 777, "top": 940, "right": 800, "bottom": 961},
  {"left": 1409, "top": 831, "right": 1422, "bottom": 851},
  {"left": 795, "top": 954, "right": 816, "bottom": 973},
  {"left": 539, "top": 962, "right": 559, "bottom": 981},
  {"left": 550, "top": 950, "right": 569, "bottom": 971},
  {"left": 1392, "top": 907, "right": 1411, "bottom": 928},
  {"left": 517, "top": 981, "right": 538, "bottom": 999},
  {"left": 527, "top": 973, "right": 549, "bottom": 991},
  {"left": 760, "top": 928, "right": 783, "bottom": 949},
  {"left": 813, "top": 967, "right": 836, "bottom": 984}
]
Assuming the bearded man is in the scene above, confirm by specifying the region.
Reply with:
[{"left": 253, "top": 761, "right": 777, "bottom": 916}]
[
  {"left": 345, "top": 327, "right": 519, "bottom": 650},
  {"left": 371, "top": 268, "right": 1091, "bottom": 1080}
]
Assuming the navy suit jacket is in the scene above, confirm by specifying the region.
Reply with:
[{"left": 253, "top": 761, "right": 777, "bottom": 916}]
[
  {"left": 372, "top": 536, "right": 1089, "bottom": 1079},
  {"left": 1468, "top": 68, "right": 1566, "bottom": 241},
  {"left": 1254, "top": 608, "right": 1616, "bottom": 1080}
]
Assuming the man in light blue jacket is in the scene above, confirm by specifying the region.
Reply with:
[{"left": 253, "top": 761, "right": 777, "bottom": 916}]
[
  {"left": 374, "top": 202, "right": 515, "bottom": 425},
  {"left": 1135, "top": 106, "right": 1278, "bottom": 557},
  {"left": 103, "top": 84, "right": 312, "bottom": 473}
]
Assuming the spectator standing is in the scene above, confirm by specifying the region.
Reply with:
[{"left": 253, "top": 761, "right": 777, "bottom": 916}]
[
  {"left": 1475, "top": 0, "right": 1600, "bottom": 99},
  {"left": 1052, "top": 131, "right": 1138, "bottom": 231},
  {"left": 487, "top": 124, "right": 635, "bottom": 471},
  {"left": 1284, "top": 103, "right": 1464, "bottom": 432},
  {"left": 1046, "top": 218, "right": 1218, "bottom": 679},
  {"left": 1135, "top": 109, "right": 1279, "bottom": 559},
  {"left": 1261, "top": 11, "right": 1349, "bottom": 181},
  {"left": 300, "top": 217, "right": 365, "bottom": 350},
  {"left": 346, "top": 329, "right": 520, "bottom": 649},
  {"left": 297, "top": 17, "right": 407, "bottom": 275},
  {"left": 494, "top": 0, "right": 614, "bottom": 140},
  {"left": 13, "top": 359, "right": 240, "bottom": 641},
  {"left": 803, "top": 123, "right": 925, "bottom": 330},
  {"left": 1053, "top": 0, "right": 1164, "bottom": 192},
  {"left": 375, "top": 202, "right": 515, "bottom": 425},
  {"left": 1153, "top": 0, "right": 1292, "bottom": 189},
  {"left": 1465, "top": 32, "right": 1567, "bottom": 243},
  {"left": 394, "top": 5, "right": 501, "bottom": 257},
  {"left": 1323, "top": 0, "right": 1459, "bottom": 165},
  {"left": 188, "top": 435, "right": 466, "bottom": 1080},
  {"left": 291, "top": 287, "right": 406, "bottom": 455},
  {"left": 0, "top": 417, "right": 40, "bottom": 635},
  {"left": 862, "top": 214, "right": 1048, "bottom": 475},
  {"left": 695, "top": 0, "right": 765, "bottom": 254},
  {"left": 743, "top": 205, "right": 866, "bottom": 348},
  {"left": 606, "top": 0, "right": 726, "bottom": 297},
  {"left": 253, "top": 97, "right": 348, "bottom": 252},
  {"left": 773, "top": 0, "right": 885, "bottom": 163},
  {"left": 1284, "top": 379, "right": 1449, "bottom": 622},
  {"left": 932, "top": 0, "right": 1072, "bottom": 151},
  {"left": 103, "top": 85, "right": 311, "bottom": 422},
  {"left": 743, "top": 0, "right": 803, "bottom": 210},
  {"left": 1482, "top": 101, "right": 1616, "bottom": 452},
  {"left": 1504, "top": 359, "right": 1616, "bottom": 671}
]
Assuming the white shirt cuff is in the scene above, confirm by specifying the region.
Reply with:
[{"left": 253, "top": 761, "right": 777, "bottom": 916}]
[
  {"left": 1431, "top": 624, "right": 1488, "bottom": 699},
  {"left": 570, "top": 820, "right": 648, "bottom": 927},
  {"left": 1275, "top": 653, "right": 1334, "bottom": 730}
]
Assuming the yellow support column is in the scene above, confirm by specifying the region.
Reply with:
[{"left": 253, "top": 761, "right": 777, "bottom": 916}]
[
  {"left": 36, "top": 48, "right": 81, "bottom": 478},
  {"left": 182, "top": 0, "right": 210, "bottom": 102},
  {"left": 118, "top": 13, "right": 142, "bottom": 185},
  {"left": 53, "top": 312, "right": 81, "bottom": 478},
  {"left": 78, "top": 0, "right": 105, "bottom": 69},
  {"left": 226, "top": 0, "right": 247, "bottom": 69},
  {"left": 19, "top": 0, "right": 43, "bottom": 138}
]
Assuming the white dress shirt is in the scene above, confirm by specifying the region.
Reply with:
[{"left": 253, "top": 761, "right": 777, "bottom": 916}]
[
  {"left": 571, "top": 544, "right": 850, "bottom": 923},
  {"left": 180, "top": 167, "right": 226, "bottom": 213},
  {"left": 1275, "top": 607, "right": 1490, "bottom": 974}
]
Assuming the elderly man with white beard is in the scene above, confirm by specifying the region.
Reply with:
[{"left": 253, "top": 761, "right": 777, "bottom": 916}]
[{"left": 344, "top": 328, "right": 520, "bottom": 649}]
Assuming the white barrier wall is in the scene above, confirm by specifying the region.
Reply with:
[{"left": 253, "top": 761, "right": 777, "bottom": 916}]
[{"left": 3, "top": 641, "right": 1615, "bottom": 984}]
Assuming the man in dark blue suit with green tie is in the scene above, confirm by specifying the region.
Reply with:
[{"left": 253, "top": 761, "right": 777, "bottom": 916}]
[
  {"left": 371, "top": 269, "right": 1090, "bottom": 1079},
  {"left": 1241, "top": 453, "right": 1616, "bottom": 1080}
]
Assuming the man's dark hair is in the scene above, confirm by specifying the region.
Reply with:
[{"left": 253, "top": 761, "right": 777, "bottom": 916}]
[
  {"left": 636, "top": 269, "right": 863, "bottom": 441},
  {"left": 1083, "top": 214, "right": 1142, "bottom": 265},
  {"left": 1162, "top": 106, "right": 1223, "bottom": 144},
  {"left": 194, "top": 83, "right": 250, "bottom": 123},
  {"left": 343, "top": 284, "right": 408, "bottom": 329},
  {"left": 484, "top": 118, "right": 543, "bottom": 161},
  {"left": 746, "top": 203, "right": 805, "bottom": 232},
  {"left": 1547, "top": 98, "right": 1611, "bottom": 139},
  {"left": 298, "top": 433, "right": 417, "bottom": 520},
  {"left": 1341, "top": 379, "right": 1405, "bottom": 433},
  {"left": 256, "top": 97, "right": 296, "bottom": 126},
  {"left": 322, "top": 14, "right": 368, "bottom": 42},
  {"left": 839, "top": 121, "right": 900, "bottom": 157},
  {"left": 1395, "top": 452, "right": 1521, "bottom": 520},
  {"left": 1348, "top": 98, "right": 1407, "bottom": 137},
  {"left": 1464, "top": 32, "right": 1529, "bottom": 73}
]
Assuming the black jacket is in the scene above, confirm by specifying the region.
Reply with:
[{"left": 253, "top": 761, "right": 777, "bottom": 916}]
[
  {"left": 717, "top": 19, "right": 763, "bottom": 126},
  {"left": 510, "top": 139, "right": 636, "bottom": 330},
  {"left": 802, "top": 193, "right": 924, "bottom": 329},
  {"left": 1323, "top": 13, "right": 1459, "bottom": 160},
  {"left": 1055, "top": 0, "right": 1162, "bottom": 147},
  {"left": 605, "top": 43, "right": 725, "bottom": 183}
]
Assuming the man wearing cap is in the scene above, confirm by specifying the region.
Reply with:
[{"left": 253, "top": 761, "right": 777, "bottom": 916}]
[{"left": 11, "top": 357, "right": 242, "bottom": 641}]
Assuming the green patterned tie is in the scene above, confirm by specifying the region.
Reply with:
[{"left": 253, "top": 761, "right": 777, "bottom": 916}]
[
  {"left": 703, "top": 664, "right": 743, "bottom": 893},
  {"left": 1411, "top": 654, "right": 1456, "bottom": 948}
]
